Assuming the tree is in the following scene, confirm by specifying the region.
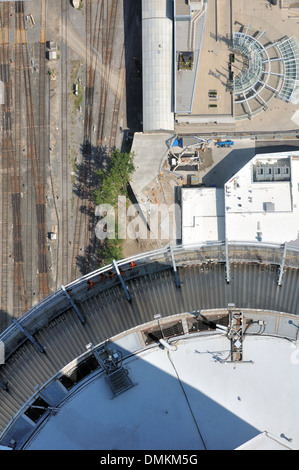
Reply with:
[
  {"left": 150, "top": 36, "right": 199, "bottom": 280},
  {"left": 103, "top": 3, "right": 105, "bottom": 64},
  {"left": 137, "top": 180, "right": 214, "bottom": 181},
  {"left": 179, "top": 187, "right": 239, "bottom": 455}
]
[
  {"left": 93, "top": 149, "right": 135, "bottom": 264},
  {"left": 97, "top": 238, "right": 123, "bottom": 265},
  {"left": 93, "top": 149, "right": 134, "bottom": 207}
]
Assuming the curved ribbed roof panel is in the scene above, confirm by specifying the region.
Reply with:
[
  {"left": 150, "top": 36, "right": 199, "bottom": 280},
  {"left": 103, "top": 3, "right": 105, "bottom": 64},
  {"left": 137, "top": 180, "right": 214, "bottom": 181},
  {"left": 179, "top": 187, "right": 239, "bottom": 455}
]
[
  {"left": 142, "top": 0, "right": 174, "bottom": 132},
  {"left": 3, "top": 242, "right": 299, "bottom": 440}
]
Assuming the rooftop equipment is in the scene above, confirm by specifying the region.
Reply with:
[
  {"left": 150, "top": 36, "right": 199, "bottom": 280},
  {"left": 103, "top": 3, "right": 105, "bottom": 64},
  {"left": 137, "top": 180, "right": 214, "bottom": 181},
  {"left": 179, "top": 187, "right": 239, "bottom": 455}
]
[{"left": 216, "top": 141, "right": 234, "bottom": 148}]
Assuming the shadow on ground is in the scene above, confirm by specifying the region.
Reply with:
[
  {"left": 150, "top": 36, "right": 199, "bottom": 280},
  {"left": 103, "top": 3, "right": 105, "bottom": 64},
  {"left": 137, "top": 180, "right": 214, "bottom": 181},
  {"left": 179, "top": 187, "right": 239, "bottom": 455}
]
[
  {"left": 122, "top": 0, "right": 142, "bottom": 132},
  {"left": 73, "top": 142, "right": 111, "bottom": 275},
  {"left": 73, "top": 138, "right": 132, "bottom": 275},
  {"left": 202, "top": 143, "right": 299, "bottom": 187},
  {"left": 0, "top": 309, "right": 17, "bottom": 335}
]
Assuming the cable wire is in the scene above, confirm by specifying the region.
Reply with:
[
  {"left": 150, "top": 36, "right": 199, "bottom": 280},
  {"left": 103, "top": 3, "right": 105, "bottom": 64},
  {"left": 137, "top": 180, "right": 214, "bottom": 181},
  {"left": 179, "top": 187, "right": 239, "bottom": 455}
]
[{"left": 166, "top": 349, "right": 208, "bottom": 450}]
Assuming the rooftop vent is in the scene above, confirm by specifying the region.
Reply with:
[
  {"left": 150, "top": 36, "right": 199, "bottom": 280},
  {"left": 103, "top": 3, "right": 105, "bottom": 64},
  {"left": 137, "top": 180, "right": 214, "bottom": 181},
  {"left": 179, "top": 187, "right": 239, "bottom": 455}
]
[
  {"left": 263, "top": 202, "right": 275, "bottom": 212},
  {"left": 105, "top": 368, "right": 134, "bottom": 397},
  {"left": 59, "top": 355, "right": 100, "bottom": 391},
  {"left": 143, "top": 321, "right": 184, "bottom": 345},
  {"left": 24, "top": 397, "right": 50, "bottom": 424},
  {"left": 188, "top": 314, "right": 229, "bottom": 333}
]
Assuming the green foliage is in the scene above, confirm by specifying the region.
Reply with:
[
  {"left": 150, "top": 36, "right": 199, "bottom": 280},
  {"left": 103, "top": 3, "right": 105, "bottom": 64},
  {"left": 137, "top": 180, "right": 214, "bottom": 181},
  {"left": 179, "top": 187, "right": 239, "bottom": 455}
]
[
  {"left": 93, "top": 149, "right": 135, "bottom": 264},
  {"left": 93, "top": 149, "right": 135, "bottom": 207},
  {"left": 97, "top": 238, "right": 123, "bottom": 265}
]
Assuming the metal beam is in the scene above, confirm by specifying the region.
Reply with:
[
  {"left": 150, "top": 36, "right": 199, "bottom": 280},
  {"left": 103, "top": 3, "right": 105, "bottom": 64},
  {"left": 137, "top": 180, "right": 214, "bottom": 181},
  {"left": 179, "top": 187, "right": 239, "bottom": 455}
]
[
  {"left": 255, "top": 90, "right": 268, "bottom": 108},
  {"left": 267, "top": 57, "right": 297, "bottom": 64},
  {"left": 242, "top": 22, "right": 251, "bottom": 46},
  {"left": 225, "top": 239, "right": 230, "bottom": 284},
  {"left": 12, "top": 319, "right": 45, "bottom": 353},
  {"left": 257, "top": 79, "right": 280, "bottom": 94},
  {"left": 243, "top": 92, "right": 252, "bottom": 117},
  {"left": 278, "top": 243, "right": 287, "bottom": 286},
  {"left": 0, "top": 379, "right": 8, "bottom": 391},
  {"left": 113, "top": 260, "right": 131, "bottom": 301},
  {"left": 170, "top": 245, "right": 180, "bottom": 288},
  {"left": 265, "top": 41, "right": 279, "bottom": 50},
  {"left": 256, "top": 30, "right": 266, "bottom": 41},
  {"left": 228, "top": 310, "right": 244, "bottom": 362},
  {"left": 61, "top": 285, "right": 85, "bottom": 323},
  {"left": 86, "top": 343, "right": 107, "bottom": 370}
]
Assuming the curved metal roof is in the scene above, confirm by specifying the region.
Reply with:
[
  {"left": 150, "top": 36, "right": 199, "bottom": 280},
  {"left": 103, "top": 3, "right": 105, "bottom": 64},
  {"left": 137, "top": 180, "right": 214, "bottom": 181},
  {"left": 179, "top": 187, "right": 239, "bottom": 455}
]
[
  {"left": 1, "top": 242, "right": 299, "bottom": 448},
  {"left": 142, "top": 0, "right": 174, "bottom": 132}
]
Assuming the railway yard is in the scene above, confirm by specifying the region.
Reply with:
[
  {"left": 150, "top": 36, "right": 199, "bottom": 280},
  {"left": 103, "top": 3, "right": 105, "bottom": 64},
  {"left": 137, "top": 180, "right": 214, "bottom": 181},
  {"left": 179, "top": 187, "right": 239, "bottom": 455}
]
[
  {"left": 1, "top": 0, "right": 299, "bottom": 334},
  {"left": 1, "top": 0, "right": 299, "bottom": 451},
  {"left": 0, "top": 0, "right": 141, "bottom": 332}
]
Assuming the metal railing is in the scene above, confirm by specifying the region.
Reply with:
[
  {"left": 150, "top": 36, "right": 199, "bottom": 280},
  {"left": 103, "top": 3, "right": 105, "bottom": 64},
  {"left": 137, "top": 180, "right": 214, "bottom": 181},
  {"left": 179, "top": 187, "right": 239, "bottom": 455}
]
[{"left": 1, "top": 240, "right": 299, "bottom": 359}]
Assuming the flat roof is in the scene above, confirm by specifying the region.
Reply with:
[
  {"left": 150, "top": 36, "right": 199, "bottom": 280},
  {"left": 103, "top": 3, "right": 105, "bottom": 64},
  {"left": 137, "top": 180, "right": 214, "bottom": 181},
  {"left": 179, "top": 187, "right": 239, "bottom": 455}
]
[
  {"left": 174, "top": 11, "right": 206, "bottom": 113},
  {"left": 175, "top": 3, "right": 189, "bottom": 16},
  {"left": 225, "top": 152, "right": 299, "bottom": 244},
  {"left": 175, "top": 0, "right": 299, "bottom": 130},
  {"left": 236, "top": 432, "right": 295, "bottom": 451},
  {"left": 176, "top": 0, "right": 233, "bottom": 120},
  {"left": 181, "top": 151, "right": 299, "bottom": 246},
  {"left": 130, "top": 132, "right": 172, "bottom": 196},
  {"left": 182, "top": 187, "right": 225, "bottom": 245},
  {"left": 24, "top": 333, "right": 299, "bottom": 450}
]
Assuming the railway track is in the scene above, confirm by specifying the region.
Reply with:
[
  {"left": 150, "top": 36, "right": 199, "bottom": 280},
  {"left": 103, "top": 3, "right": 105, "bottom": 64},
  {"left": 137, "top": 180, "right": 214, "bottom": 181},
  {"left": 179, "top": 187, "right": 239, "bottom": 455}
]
[
  {"left": 71, "top": 0, "right": 124, "bottom": 280},
  {"left": 70, "top": 0, "right": 101, "bottom": 280},
  {"left": 36, "top": 0, "right": 49, "bottom": 300},
  {"left": 0, "top": 1, "right": 38, "bottom": 325},
  {"left": 95, "top": 0, "right": 118, "bottom": 149},
  {"left": 13, "top": 3, "right": 28, "bottom": 316},
  {"left": 19, "top": 2, "right": 49, "bottom": 302},
  {"left": 0, "top": 0, "right": 126, "bottom": 323},
  {"left": 0, "top": 2, "right": 12, "bottom": 328},
  {"left": 59, "top": 0, "right": 71, "bottom": 284},
  {"left": 108, "top": 44, "right": 125, "bottom": 150},
  {"left": 0, "top": 0, "right": 126, "bottom": 330},
  {"left": 13, "top": 2, "right": 50, "bottom": 308},
  {"left": 15, "top": 2, "right": 38, "bottom": 314},
  {"left": 12, "top": 2, "right": 33, "bottom": 317}
]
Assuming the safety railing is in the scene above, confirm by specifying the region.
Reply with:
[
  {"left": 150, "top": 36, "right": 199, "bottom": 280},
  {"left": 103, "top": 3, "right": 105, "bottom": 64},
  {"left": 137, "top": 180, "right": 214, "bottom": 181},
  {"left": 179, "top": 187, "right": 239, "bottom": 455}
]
[{"left": 1, "top": 241, "right": 299, "bottom": 360}]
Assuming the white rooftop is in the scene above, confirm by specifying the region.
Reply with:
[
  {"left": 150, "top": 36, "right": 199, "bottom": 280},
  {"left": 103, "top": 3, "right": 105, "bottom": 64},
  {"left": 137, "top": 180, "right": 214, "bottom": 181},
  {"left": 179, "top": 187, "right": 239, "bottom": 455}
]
[
  {"left": 24, "top": 334, "right": 299, "bottom": 450},
  {"left": 182, "top": 187, "right": 225, "bottom": 244},
  {"left": 182, "top": 151, "right": 299, "bottom": 246},
  {"left": 236, "top": 431, "right": 295, "bottom": 451},
  {"left": 225, "top": 152, "right": 299, "bottom": 244}
]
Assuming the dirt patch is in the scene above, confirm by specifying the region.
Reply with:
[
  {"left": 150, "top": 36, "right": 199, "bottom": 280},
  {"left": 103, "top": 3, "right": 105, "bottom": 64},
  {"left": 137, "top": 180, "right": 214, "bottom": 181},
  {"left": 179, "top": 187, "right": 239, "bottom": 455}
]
[{"left": 197, "top": 148, "right": 213, "bottom": 173}]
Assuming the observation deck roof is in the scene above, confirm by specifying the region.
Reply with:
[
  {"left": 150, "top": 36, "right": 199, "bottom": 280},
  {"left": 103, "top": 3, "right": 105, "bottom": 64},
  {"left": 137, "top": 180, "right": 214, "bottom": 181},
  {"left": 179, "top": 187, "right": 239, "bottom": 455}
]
[{"left": 23, "top": 333, "right": 299, "bottom": 450}]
